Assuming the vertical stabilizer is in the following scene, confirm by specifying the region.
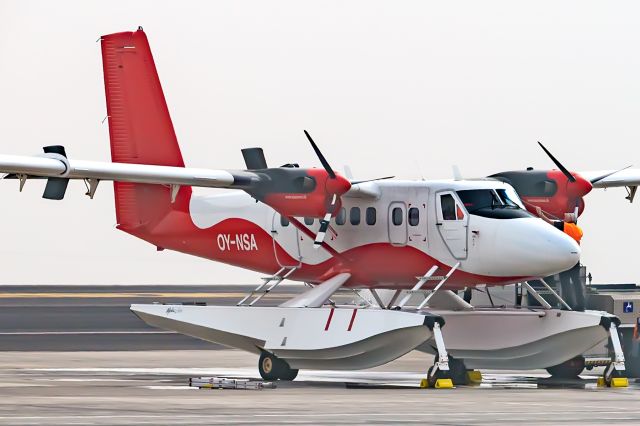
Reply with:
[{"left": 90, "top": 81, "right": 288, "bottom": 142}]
[{"left": 101, "top": 28, "right": 190, "bottom": 229}]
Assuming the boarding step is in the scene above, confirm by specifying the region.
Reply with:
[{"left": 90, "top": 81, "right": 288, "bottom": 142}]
[
  {"left": 237, "top": 266, "right": 299, "bottom": 306},
  {"left": 395, "top": 262, "right": 461, "bottom": 309}
]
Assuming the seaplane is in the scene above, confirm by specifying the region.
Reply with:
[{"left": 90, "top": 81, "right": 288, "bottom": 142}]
[{"left": 0, "top": 28, "right": 632, "bottom": 387}]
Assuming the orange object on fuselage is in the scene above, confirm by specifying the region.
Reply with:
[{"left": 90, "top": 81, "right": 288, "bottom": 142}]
[{"left": 563, "top": 222, "right": 583, "bottom": 244}]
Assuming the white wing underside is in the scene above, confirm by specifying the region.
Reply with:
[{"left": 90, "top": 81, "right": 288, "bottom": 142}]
[
  {"left": 0, "top": 154, "right": 380, "bottom": 198},
  {"left": 579, "top": 168, "right": 640, "bottom": 188},
  {"left": 0, "top": 154, "right": 253, "bottom": 188}
]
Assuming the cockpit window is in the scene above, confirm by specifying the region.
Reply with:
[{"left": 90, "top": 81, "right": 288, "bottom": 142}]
[
  {"left": 496, "top": 188, "right": 525, "bottom": 209},
  {"left": 457, "top": 189, "right": 532, "bottom": 219},
  {"left": 457, "top": 189, "right": 502, "bottom": 212},
  {"left": 441, "top": 194, "right": 456, "bottom": 220}
]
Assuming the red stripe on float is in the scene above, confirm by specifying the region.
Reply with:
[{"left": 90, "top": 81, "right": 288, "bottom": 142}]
[
  {"left": 324, "top": 308, "right": 335, "bottom": 331},
  {"left": 348, "top": 309, "right": 357, "bottom": 331}
]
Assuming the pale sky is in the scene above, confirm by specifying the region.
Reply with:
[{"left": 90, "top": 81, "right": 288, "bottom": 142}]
[{"left": 0, "top": 0, "right": 638, "bottom": 285}]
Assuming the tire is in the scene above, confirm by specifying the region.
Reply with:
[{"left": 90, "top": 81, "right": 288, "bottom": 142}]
[
  {"left": 258, "top": 352, "right": 298, "bottom": 381},
  {"left": 279, "top": 367, "right": 299, "bottom": 381},
  {"left": 546, "top": 356, "right": 586, "bottom": 379},
  {"left": 448, "top": 357, "right": 468, "bottom": 385},
  {"left": 258, "top": 352, "right": 278, "bottom": 380}
]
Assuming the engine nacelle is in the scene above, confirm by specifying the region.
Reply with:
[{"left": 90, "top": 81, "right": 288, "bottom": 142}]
[
  {"left": 492, "top": 169, "right": 592, "bottom": 220},
  {"left": 249, "top": 168, "right": 351, "bottom": 219}
]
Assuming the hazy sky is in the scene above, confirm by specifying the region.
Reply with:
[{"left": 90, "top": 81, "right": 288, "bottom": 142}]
[{"left": 0, "top": 0, "right": 638, "bottom": 285}]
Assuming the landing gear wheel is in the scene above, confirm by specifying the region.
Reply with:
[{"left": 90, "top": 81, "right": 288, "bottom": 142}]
[
  {"left": 546, "top": 355, "right": 585, "bottom": 379},
  {"left": 258, "top": 352, "right": 299, "bottom": 381},
  {"left": 448, "top": 357, "right": 468, "bottom": 385},
  {"left": 259, "top": 352, "right": 278, "bottom": 380},
  {"left": 279, "top": 367, "right": 299, "bottom": 381}
]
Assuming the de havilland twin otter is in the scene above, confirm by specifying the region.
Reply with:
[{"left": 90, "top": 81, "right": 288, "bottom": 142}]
[{"left": 1, "top": 28, "right": 639, "bottom": 387}]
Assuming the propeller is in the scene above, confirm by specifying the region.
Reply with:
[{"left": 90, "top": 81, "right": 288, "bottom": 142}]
[
  {"left": 303, "top": 130, "right": 351, "bottom": 249},
  {"left": 304, "top": 130, "right": 336, "bottom": 178},
  {"left": 537, "top": 141, "right": 575, "bottom": 182},
  {"left": 536, "top": 141, "right": 608, "bottom": 218}
]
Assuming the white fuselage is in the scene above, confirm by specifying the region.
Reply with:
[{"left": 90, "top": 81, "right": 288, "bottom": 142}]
[{"left": 183, "top": 178, "right": 580, "bottom": 289}]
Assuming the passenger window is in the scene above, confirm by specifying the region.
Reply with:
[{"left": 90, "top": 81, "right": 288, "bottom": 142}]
[
  {"left": 335, "top": 208, "right": 346, "bottom": 225},
  {"left": 366, "top": 207, "right": 376, "bottom": 225},
  {"left": 392, "top": 207, "right": 403, "bottom": 226},
  {"left": 408, "top": 207, "right": 419, "bottom": 226},
  {"left": 280, "top": 215, "right": 289, "bottom": 227},
  {"left": 350, "top": 207, "right": 361, "bottom": 225},
  {"left": 441, "top": 194, "right": 456, "bottom": 220},
  {"left": 304, "top": 217, "right": 314, "bottom": 226}
]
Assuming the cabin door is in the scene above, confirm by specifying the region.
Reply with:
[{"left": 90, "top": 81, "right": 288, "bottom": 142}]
[{"left": 435, "top": 191, "right": 468, "bottom": 259}]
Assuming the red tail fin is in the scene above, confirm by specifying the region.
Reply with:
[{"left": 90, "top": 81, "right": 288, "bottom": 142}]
[{"left": 101, "top": 28, "right": 190, "bottom": 230}]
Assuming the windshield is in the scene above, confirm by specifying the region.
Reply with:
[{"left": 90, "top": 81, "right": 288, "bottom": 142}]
[
  {"left": 456, "top": 189, "right": 531, "bottom": 219},
  {"left": 496, "top": 187, "right": 525, "bottom": 209}
]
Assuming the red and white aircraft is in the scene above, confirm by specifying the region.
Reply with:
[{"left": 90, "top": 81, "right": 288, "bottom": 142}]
[{"left": 0, "top": 28, "right": 630, "bottom": 386}]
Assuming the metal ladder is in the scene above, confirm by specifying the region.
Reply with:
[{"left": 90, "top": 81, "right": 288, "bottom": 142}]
[
  {"left": 237, "top": 265, "right": 299, "bottom": 306},
  {"left": 392, "top": 262, "right": 461, "bottom": 310}
]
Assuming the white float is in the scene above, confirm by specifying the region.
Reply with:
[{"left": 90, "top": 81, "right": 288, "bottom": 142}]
[{"left": 131, "top": 304, "right": 438, "bottom": 370}]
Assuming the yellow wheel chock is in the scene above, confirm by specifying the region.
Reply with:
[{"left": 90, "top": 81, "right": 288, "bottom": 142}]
[
  {"left": 610, "top": 377, "right": 629, "bottom": 388},
  {"left": 420, "top": 377, "right": 454, "bottom": 389},
  {"left": 597, "top": 376, "right": 629, "bottom": 388},
  {"left": 467, "top": 370, "right": 482, "bottom": 384},
  {"left": 434, "top": 378, "right": 454, "bottom": 389}
]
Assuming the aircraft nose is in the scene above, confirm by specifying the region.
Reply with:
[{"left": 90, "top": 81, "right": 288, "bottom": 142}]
[
  {"left": 537, "top": 229, "right": 581, "bottom": 274},
  {"left": 494, "top": 219, "right": 580, "bottom": 278}
]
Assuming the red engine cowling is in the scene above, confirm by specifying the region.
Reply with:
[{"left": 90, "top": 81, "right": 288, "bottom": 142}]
[
  {"left": 262, "top": 168, "right": 351, "bottom": 218},
  {"left": 521, "top": 170, "right": 592, "bottom": 219}
]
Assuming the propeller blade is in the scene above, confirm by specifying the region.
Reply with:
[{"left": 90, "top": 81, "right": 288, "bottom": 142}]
[
  {"left": 537, "top": 141, "right": 576, "bottom": 183},
  {"left": 304, "top": 130, "right": 336, "bottom": 179},
  {"left": 589, "top": 165, "right": 633, "bottom": 184},
  {"left": 313, "top": 193, "right": 337, "bottom": 249},
  {"left": 241, "top": 147, "right": 267, "bottom": 170},
  {"left": 314, "top": 211, "right": 333, "bottom": 249},
  {"left": 350, "top": 176, "right": 395, "bottom": 185}
]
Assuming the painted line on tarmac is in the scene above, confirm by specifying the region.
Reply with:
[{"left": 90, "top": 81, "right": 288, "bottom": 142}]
[
  {"left": 0, "top": 331, "right": 176, "bottom": 335},
  {"left": 0, "top": 292, "right": 271, "bottom": 298}
]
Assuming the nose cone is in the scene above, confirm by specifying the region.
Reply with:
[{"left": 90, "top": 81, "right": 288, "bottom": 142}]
[
  {"left": 494, "top": 218, "right": 580, "bottom": 278},
  {"left": 570, "top": 174, "right": 593, "bottom": 198},
  {"left": 325, "top": 174, "right": 352, "bottom": 195}
]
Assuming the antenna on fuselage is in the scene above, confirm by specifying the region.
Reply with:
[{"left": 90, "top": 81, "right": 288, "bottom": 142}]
[{"left": 452, "top": 165, "right": 463, "bottom": 181}]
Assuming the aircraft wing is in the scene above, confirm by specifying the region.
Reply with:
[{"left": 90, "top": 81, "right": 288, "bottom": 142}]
[
  {"left": 579, "top": 168, "right": 640, "bottom": 203},
  {"left": 579, "top": 168, "right": 640, "bottom": 189},
  {"left": 0, "top": 154, "right": 259, "bottom": 198}
]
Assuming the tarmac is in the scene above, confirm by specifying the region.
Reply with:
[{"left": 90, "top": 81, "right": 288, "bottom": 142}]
[{"left": 0, "top": 285, "right": 638, "bottom": 425}]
